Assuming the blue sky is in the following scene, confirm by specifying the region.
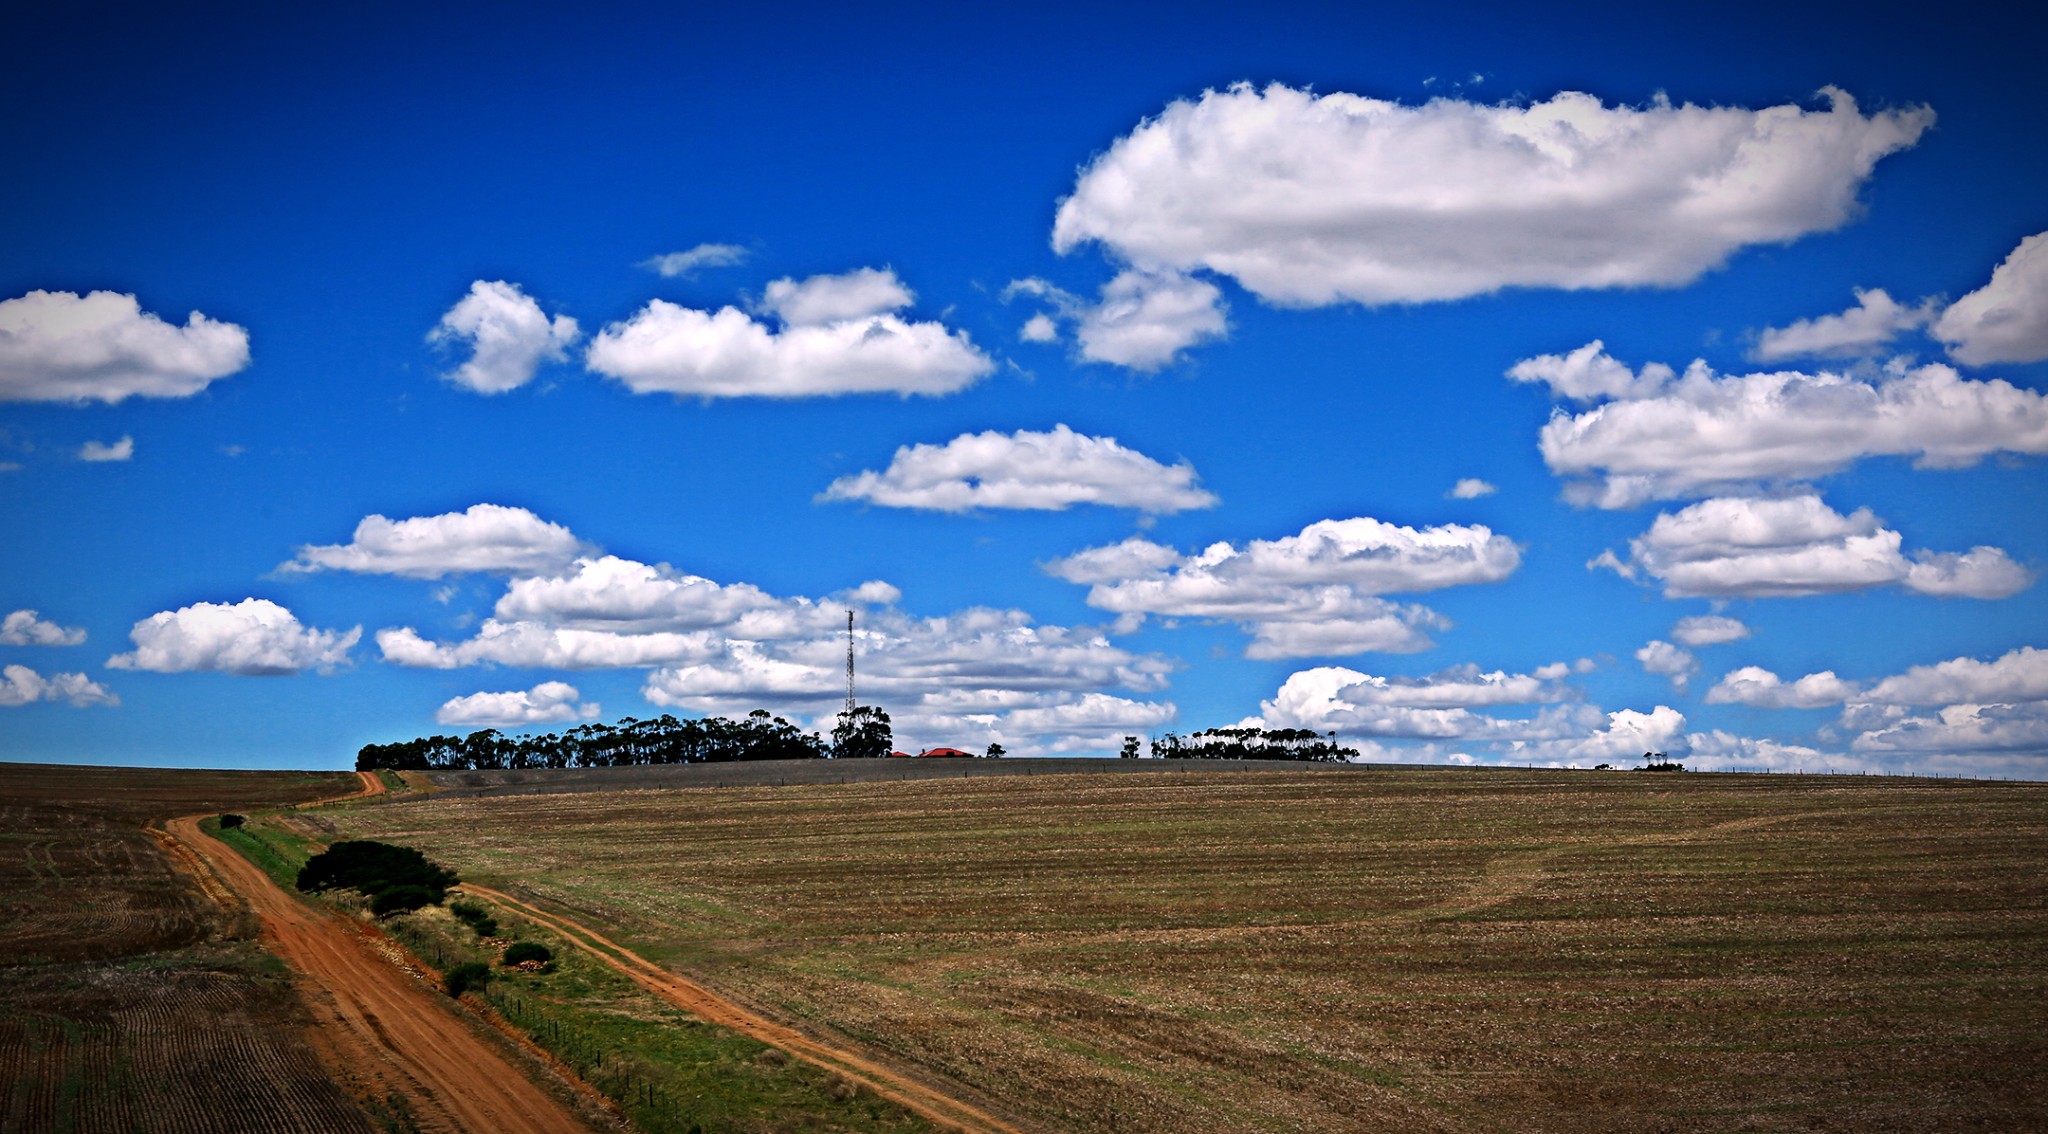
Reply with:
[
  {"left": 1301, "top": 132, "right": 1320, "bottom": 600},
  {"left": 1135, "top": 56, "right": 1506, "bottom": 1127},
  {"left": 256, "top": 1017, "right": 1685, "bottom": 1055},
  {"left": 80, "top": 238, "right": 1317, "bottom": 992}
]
[{"left": 4, "top": 0, "right": 2045, "bottom": 773}]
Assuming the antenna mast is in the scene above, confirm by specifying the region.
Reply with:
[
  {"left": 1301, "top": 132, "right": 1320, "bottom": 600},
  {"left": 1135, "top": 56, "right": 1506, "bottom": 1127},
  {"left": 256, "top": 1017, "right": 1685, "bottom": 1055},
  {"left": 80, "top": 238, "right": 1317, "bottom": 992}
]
[{"left": 844, "top": 610, "right": 856, "bottom": 714}]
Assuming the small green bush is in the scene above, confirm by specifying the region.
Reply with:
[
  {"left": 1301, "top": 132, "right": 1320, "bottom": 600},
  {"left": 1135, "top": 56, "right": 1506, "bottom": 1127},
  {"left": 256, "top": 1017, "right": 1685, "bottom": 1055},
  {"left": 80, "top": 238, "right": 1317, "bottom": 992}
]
[
  {"left": 218, "top": 814, "right": 245, "bottom": 829},
  {"left": 449, "top": 900, "right": 499, "bottom": 937},
  {"left": 445, "top": 961, "right": 492, "bottom": 997},
  {"left": 502, "top": 941, "right": 552, "bottom": 967}
]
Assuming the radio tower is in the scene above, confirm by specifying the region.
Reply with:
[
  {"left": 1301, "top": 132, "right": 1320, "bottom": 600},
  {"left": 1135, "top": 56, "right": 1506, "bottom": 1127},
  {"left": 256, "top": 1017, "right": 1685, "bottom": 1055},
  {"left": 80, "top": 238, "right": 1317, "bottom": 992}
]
[{"left": 844, "top": 610, "right": 856, "bottom": 714}]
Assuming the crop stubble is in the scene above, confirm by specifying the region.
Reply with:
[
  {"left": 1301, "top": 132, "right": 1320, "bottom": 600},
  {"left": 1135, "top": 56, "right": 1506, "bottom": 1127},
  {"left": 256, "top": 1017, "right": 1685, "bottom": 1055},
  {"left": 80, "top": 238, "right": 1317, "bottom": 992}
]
[
  {"left": 332, "top": 767, "right": 2048, "bottom": 1133},
  {"left": 0, "top": 762, "right": 376, "bottom": 1133}
]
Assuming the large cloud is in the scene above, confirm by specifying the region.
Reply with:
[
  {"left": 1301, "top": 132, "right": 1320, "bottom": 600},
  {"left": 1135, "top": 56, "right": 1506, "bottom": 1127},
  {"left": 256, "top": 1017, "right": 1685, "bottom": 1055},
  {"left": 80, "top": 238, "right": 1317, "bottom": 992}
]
[
  {"left": 2, "top": 610, "right": 86, "bottom": 647},
  {"left": 283, "top": 504, "right": 594, "bottom": 579},
  {"left": 1047, "top": 517, "right": 1521, "bottom": 658},
  {"left": 585, "top": 268, "right": 992, "bottom": 398},
  {"left": 428, "top": 280, "right": 579, "bottom": 394},
  {"left": 1752, "top": 288, "right": 1938, "bottom": 362},
  {"left": 1696, "top": 647, "right": 2048, "bottom": 765},
  {"left": 436, "top": 681, "right": 598, "bottom": 728},
  {"left": 0, "top": 664, "right": 117, "bottom": 708},
  {"left": 0, "top": 290, "right": 250, "bottom": 404},
  {"left": 109, "top": 599, "right": 359, "bottom": 676},
  {"left": 1860, "top": 646, "right": 2048, "bottom": 706},
  {"left": 820, "top": 424, "right": 1218, "bottom": 514},
  {"left": 1595, "top": 494, "right": 2031, "bottom": 600},
  {"left": 1514, "top": 344, "right": 2048, "bottom": 507},
  {"left": 1685, "top": 730, "right": 1855, "bottom": 773},
  {"left": 1052, "top": 84, "right": 1930, "bottom": 307},
  {"left": 375, "top": 551, "right": 1176, "bottom": 756},
  {"left": 1932, "top": 231, "right": 2048, "bottom": 366},
  {"left": 1850, "top": 701, "right": 2048, "bottom": 757},
  {"left": 1253, "top": 663, "right": 1677, "bottom": 763}
]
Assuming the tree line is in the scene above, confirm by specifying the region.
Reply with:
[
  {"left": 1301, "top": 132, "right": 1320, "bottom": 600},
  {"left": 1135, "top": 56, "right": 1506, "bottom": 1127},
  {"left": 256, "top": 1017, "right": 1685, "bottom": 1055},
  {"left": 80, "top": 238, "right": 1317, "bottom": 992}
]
[
  {"left": 1144, "top": 726, "right": 1357, "bottom": 762},
  {"left": 356, "top": 709, "right": 832, "bottom": 771}
]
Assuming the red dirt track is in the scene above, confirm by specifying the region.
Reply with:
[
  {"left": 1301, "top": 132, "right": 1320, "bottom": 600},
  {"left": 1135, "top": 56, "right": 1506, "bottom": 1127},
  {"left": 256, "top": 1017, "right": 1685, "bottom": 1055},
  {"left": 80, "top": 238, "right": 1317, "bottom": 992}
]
[
  {"left": 465, "top": 883, "right": 1027, "bottom": 1134},
  {"left": 163, "top": 774, "right": 598, "bottom": 1134}
]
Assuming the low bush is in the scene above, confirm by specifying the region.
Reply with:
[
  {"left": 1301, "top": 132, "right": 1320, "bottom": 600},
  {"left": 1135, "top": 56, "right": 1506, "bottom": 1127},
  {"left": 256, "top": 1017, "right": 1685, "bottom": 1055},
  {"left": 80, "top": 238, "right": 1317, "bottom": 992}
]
[
  {"left": 445, "top": 961, "right": 492, "bottom": 997},
  {"left": 449, "top": 900, "right": 500, "bottom": 937},
  {"left": 502, "top": 941, "right": 553, "bottom": 967},
  {"left": 296, "top": 840, "right": 458, "bottom": 911},
  {"left": 218, "top": 813, "right": 245, "bottom": 829}
]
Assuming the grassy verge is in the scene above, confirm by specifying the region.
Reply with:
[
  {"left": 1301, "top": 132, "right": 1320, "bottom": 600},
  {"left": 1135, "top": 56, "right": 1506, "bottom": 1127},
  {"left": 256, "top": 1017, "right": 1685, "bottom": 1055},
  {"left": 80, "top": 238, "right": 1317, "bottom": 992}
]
[
  {"left": 205, "top": 814, "right": 320, "bottom": 890},
  {"left": 385, "top": 899, "right": 937, "bottom": 1134},
  {"left": 208, "top": 812, "right": 933, "bottom": 1134}
]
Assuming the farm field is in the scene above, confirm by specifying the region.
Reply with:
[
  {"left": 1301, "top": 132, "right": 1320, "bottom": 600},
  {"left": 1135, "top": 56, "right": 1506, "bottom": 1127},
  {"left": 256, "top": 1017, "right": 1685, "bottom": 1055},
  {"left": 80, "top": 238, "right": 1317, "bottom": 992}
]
[
  {"left": 0, "top": 762, "right": 377, "bottom": 1133},
  {"left": 329, "top": 767, "right": 2048, "bottom": 1133}
]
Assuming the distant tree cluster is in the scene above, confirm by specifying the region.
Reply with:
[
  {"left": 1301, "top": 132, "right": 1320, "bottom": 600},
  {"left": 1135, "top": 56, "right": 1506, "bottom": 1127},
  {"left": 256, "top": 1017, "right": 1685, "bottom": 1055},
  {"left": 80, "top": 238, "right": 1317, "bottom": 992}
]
[
  {"left": 297, "top": 840, "right": 459, "bottom": 916},
  {"left": 356, "top": 709, "right": 833, "bottom": 771},
  {"left": 1149, "top": 726, "right": 1357, "bottom": 762}
]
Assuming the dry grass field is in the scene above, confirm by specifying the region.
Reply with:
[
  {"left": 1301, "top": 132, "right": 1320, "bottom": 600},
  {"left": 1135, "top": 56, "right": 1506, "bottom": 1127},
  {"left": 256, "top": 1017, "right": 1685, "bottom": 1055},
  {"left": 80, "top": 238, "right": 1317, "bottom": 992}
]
[
  {"left": 0, "top": 762, "right": 378, "bottom": 1133},
  {"left": 330, "top": 766, "right": 2048, "bottom": 1133}
]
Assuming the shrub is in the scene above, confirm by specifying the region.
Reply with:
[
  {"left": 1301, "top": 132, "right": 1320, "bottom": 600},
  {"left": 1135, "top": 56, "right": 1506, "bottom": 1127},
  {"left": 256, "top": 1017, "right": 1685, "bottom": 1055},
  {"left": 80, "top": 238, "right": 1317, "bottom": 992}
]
[
  {"left": 449, "top": 900, "right": 500, "bottom": 936},
  {"left": 445, "top": 961, "right": 491, "bottom": 997},
  {"left": 370, "top": 884, "right": 437, "bottom": 917},
  {"left": 501, "top": 941, "right": 552, "bottom": 967},
  {"left": 297, "top": 840, "right": 458, "bottom": 907},
  {"left": 218, "top": 813, "right": 245, "bottom": 829}
]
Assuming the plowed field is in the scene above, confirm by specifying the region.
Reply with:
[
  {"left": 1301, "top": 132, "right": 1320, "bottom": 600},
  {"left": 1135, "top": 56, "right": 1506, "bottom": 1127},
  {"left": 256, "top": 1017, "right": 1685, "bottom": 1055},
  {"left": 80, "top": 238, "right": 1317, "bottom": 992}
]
[
  {"left": 0, "top": 763, "right": 376, "bottom": 1133},
  {"left": 329, "top": 767, "right": 2048, "bottom": 1133}
]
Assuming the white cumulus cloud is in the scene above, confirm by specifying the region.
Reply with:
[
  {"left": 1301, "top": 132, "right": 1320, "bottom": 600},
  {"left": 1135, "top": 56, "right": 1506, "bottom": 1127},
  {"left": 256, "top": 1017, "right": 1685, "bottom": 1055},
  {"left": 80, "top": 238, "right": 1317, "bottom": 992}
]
[
  {"left": 1932, "top": 231, "right": 2048, "bottom": 366},
  {"left": 1517, "top": 345, "right": 2048, "bottom": 507},
  {"left": 820, "top": 424, "right": 1218, "bottom": 514},
  {"left": 1005, "top": 272, "right": 1226, "bottom": 370},
  {"left": 1635, "top": 639, "right": 1698, "bottom": 692},
  {"left": 436, "top": 681, "right": 598, "bottom": 728},
  {"left": 1670, "top": 614, "right": 1751, "bottom": 647},
  {"left": 2, "top": 610, "right": 86, "bottom": 646},
  {"left": 1253, "top": 663, "right": 1679, "bottom": 764},
  {"left": 1052, "top": 84, "right": 1930, "bottom": 307},
  {"left": 0, "top": 664, "right": 117, "bottom": 708},
  {"left": 1019, "top": 313, "right": 1059, "bottom": 343},
  {"left": 1752, "top": 288, "right": 1938, "bottom": 362},
  {"left": 373, "top": 553, "right": 1176, "bottom": 757},
  {"left": 109, "top": 599, "right": 359, "bottom": 675},
  {"left": 1448, "top": 478, "right": 1497, "bottom": 499},
  {"left": 0, "top": 290, "right": 250, "bottom": 404},
  {"left": 283, "top": 503, "right": 594, "bottom": 579},
  {"left": 1860, "top": 646, "right": 2048, "bottom": 706},
  {"left": 1598, "top": 494, "right": 2031, "bottom": 600},
  {"left": 759, "top": 267, "right": 914, "bottom": 326},
  {"left": 586, "top": 269, "right": 993, "bottom": 399},
  {"left": 428, "top": 280, "right": 579, "bottom": 394},
  {"left": 78, "top": 435, "right": 134, "bottom": 462},
  {"left": 639, "top": 243, "right": 749, "bottom": 278},
  {"left": 1048, "top": 517, "right": 1520, "bottom": 658},
  {"left": 1705, "top": 665, "right": 1861, "bottom": 708}
]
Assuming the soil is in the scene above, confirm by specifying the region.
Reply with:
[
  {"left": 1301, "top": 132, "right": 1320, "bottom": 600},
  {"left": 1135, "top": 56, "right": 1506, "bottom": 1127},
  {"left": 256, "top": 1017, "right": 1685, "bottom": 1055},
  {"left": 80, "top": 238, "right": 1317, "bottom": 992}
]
[
  {"left": 0, "top": 762, "right": 376, "bottom": 1133},
  {"left": 162, "top": 775, "right": 605, "bottom": 1134}
]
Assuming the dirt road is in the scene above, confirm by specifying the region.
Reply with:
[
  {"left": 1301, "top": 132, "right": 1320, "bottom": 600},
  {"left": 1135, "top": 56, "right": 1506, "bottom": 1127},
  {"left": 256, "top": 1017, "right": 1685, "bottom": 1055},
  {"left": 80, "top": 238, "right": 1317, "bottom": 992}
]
[
  {"left": 465, "top": 883, "right": 1028, "bottom": 1134},
  {"left": 164, "top": 780, "right": 600, "bottom": 1134}
]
